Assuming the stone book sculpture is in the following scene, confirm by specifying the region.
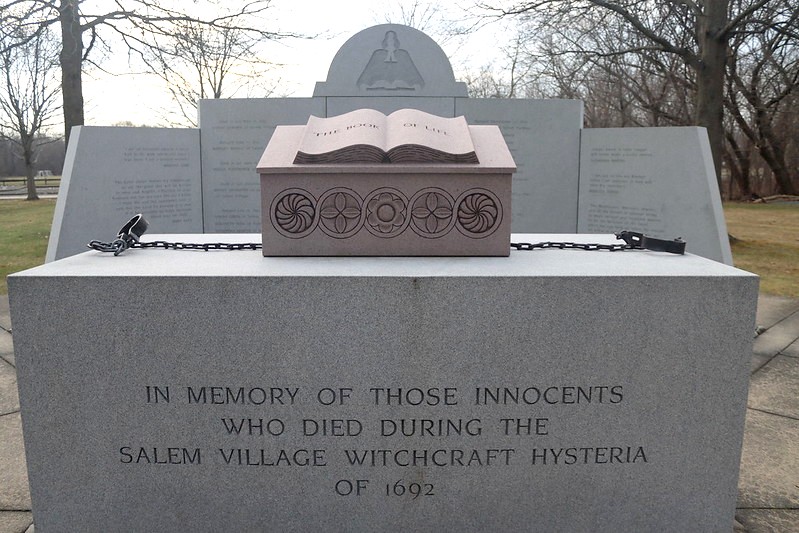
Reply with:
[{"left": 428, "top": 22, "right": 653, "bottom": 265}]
[
  {"left": 259, "top": 113, "right": 515, "bottom": 256},
  {"left": 293, "top": 108, "right": 479, "bottom": 164}
]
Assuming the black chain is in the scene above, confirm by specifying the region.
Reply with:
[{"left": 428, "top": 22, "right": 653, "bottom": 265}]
[
  {"left": 88, "top": 215, "right": 685, "bottom": 256},
  {"left": 510, "top": 241, "right": 631, "bottom": 252},
  {"left": 136, "top": 240, "right": 262, "bottom": 251}
]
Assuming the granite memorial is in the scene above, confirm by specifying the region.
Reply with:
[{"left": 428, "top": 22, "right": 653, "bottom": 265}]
[
  {"left": 46, "top": 23, "right": 731, "bottom": 263},
  {"left": 45, "top": 127, "right": 202, "bottom": 262},
  {"left": 9, "top": 235, "right": 758, "bottom": 531},
  {"left": 579, "top": 127, "right": 732, "bottom": 264},
  {"left": 258, "top": 109, "right": 515, "bottom": 256}
]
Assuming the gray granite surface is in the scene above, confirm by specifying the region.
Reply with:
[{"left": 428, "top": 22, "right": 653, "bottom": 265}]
[
  {"left": 6, "top": 245, "right": 759, "bottom": 531},
  {"left": 578, "top": 127, "right": 732, "bottom": 264},
  {"left": 1, "top": 278, "right": 796, "bottom": 532},
  {"left": 46, "top": 127, "right": 203, "bottom": 261},
  {"left": 313, "top": 24, "right": 467, "bottom": 97}
]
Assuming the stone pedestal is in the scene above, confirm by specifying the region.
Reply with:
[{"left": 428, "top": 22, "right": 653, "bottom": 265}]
[
  {"left": 9, "top": 236, "right": 758, "bottom": 532},
  {"left": 258, "top": 126, "right": 515, "bottom": 256}
]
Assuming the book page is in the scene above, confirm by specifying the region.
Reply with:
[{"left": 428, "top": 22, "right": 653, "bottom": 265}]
[
  {"left": 385, "top": 109, "right": 474, "bottom": 155},
  {"left": 296, "top": 109, "right": 387, "bottom": 155}
]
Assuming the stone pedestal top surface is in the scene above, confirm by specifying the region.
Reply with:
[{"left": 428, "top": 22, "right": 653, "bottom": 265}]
[{"left": 13, "top": 233, "right": 756, "bottom": 280}]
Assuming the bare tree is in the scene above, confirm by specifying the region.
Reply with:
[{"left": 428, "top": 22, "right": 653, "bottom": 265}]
[
  {"left": 463, "top": 30, "right": 537, "bottom": 98},
  {"left": 478, "top": 0, "right": 799, "bottom": 190},
  {"left": 139, "top": 20, "right": 282, "bottom": 126},
  {"left": 0, "top": 23, "right": 61, "bottom": 200},
  {"left": 380, "top": 1, "right": 466, "bottom": 39},
  {"left": 725, "top": 13, "right": 798, "bottom": 195},
  {"left": 0, "top": 1, "right": 297, "bottom": 146}
]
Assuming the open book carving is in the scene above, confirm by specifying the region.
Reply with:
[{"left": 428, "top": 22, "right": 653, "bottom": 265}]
[{"left": 293, "top": 108, "right": 479, "bottom": 164}]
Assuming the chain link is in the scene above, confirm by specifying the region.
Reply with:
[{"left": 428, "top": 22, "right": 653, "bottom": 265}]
[
  {"left": 88, "top": 216, "right": 684, "bottom": 256},
  {"left": 136, "top": 241, "right": 262, "bottom": 252},
  {"left": 510, "top": 241, "right": 632, "bottom": 252},
  {"left": 90, "top": 238, "right": 632, "bottom": 254}
]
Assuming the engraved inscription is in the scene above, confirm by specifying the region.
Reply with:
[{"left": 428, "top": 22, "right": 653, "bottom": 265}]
[
  {"left": 583, "top": 146, "right": 665, "bottom": 234},
  {"left": 112, "top": 146, "right": 196, "bottom": 224},
  {"left": 126, "top": 381, "right": 648, "bottom": 499}
]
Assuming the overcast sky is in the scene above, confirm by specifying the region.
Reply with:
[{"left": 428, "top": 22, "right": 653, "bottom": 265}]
[{"left": 81, "top": 0, "right": 506, "bottom": 127}]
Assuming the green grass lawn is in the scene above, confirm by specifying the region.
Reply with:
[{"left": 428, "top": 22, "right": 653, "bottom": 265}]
[
  {"left": 0, "top": 199, "right": 56, "bottom": 294},
  {"left": 1, "top": 199, "right": 797, "bottom": 297},
  {"left": 725, "top": 202, "right": 799, "bottom": 298}
]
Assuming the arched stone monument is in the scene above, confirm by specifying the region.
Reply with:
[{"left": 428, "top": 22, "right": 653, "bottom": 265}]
[{"left": 314, "top": 24, "right": 467, "bottom": 97}]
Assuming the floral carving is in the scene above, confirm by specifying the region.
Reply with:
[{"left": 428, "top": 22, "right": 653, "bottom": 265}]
[
  {"left": 270, "top": 186, "right": 503, "bottom": 241},
  {"left": 457, "top": 190, "right": 501, "bottom": 237},
  {"left": 365, "top": 189, "right": 408, "bottom": 237},
  {"left": 410, "top": 189, "right": 454, "bottom": 237},
  {"left": 319, "top": 190, "right": 362, "bottom": 238},
  {"left": 272, "top": 190, "right": 316, "bottom": 237}
]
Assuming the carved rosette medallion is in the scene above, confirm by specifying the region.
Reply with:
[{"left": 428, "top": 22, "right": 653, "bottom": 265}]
[
  {"left": 318, "top": 188, "right": 364, "bottom": 239},
  {"left": 269, "top": 186, "right": 503, "bottom": 242},
  {"left": 270, "top": 188, "right": 317, "bottom": 239},
  {"left": 455, "top": 189, "right": 502, "bottom": 238},
  {"left": 409, "top": 188, "right": 455, "bottom": 238},
  {"left": 364, "top": 188, "right": 410, "bottom": 238}
]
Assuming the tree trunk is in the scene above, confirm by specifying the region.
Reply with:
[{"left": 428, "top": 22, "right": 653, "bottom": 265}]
[
  {"left": 25, "top": 174, "right": 39, "bottom": 200},
  {"left": 24, "top": 142, "right": 39, "bottom": 201},
  {"left": 754, "top": 106, "right": 797, "bottom": 195},
  {"left": 695, "top": 0, "right": 728, "bottom": 189},
  {"left": 723, "top": 133, "right": 752, "bottom": 199},
  {"left": 59, "top": 0, "right": 83, "bottom": 149},
  {"left": 758, "top": 140, "right": 797, "bottom": 196}
]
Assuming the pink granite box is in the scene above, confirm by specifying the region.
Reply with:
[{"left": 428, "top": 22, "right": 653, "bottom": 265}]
[{"left": 257, "top": 125, "right": 516, "bottom": 256}]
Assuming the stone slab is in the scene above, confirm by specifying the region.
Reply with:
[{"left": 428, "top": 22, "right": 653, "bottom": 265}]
[
  {"left": 755, "top": 295, "right": 799, "bottom": 331},
  {"left": 0, "top": 413, "right": 31, "bottom": 510},
  {"left": 314, "top": 24, "right": 467, "bottom": 98},
  {"left": 735, "top": 509, "right": 799, "bottom": 533},
  {"left": 783, "top": 338, "right": 799, "bottom": 358},
  {"left": 0, "top": 359, "right": 19, "bottom": 416},
  {"left": 9, "top": 239, "right": 757, "bottom": 532},
  {"left": 747, "top": 355, "right": 799, "bottom": 418},
  {"left": 457, "top": 98, "right": 583, "bottom": 234},
  {"left": 750, "top": 353, "right": 773, "bottom": 374},
  {"left": 198, "top": 98, "right": 324, "bottom": 233},
  {"left": 737, "top": 409, "right": 799, "bottom": 509},
  {"left": 0, "top": 512, "right": 33, "bottom": 533},
  {"left": 0, "top": 296, "right": 10, "bottom": 332},
  {"left": 752, "top": 309, "right": 799, "bottom": 358},
  {"left": 325, "top": 96, "right": 456, "bottom": 118},
  {"left": 0, "top": 331, "right": 13, "bottom": 368},
  {"left": 46, "top": 127, "right": 203, "bottom": 262},
  {"left": 578, "top": 127, "right": 732, "bottom": 264}
]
